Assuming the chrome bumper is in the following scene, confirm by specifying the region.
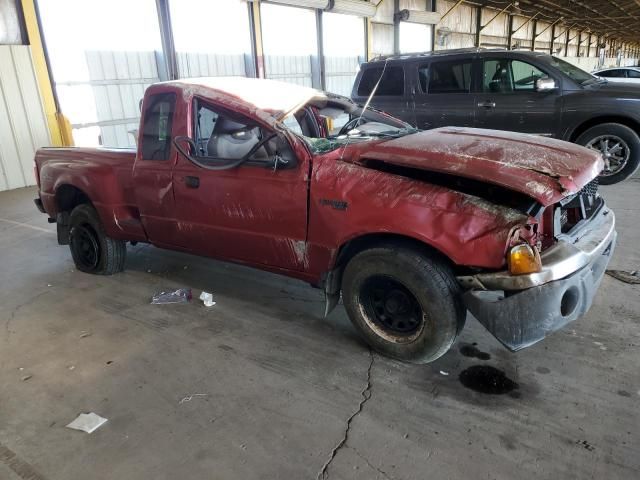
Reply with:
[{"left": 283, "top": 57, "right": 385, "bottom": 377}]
[{"left": 457, "top": 206, "right": 616, "bottom": 291}]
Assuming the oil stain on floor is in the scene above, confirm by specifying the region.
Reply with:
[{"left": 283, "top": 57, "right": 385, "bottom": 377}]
[{"left": 458, "top": 365, "right": 519, "bottom": 397}]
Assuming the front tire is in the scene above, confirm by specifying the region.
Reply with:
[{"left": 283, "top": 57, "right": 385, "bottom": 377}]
[
  {"left": 341, "top": 245, "right": 466, "bottom": 364},
  {"left": 69, "top": 204, "right": 126, "bottom": 275},
  {"left": 576, "top": 123, "right": 640, "bottom": 185}
]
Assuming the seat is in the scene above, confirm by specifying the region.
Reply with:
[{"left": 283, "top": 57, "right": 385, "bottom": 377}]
[
  {"left": 207, "top": 117, "right": 267, "bottom": 160},
  {"left": 489, "top": 64, "right": 512, "bottom": 93}
]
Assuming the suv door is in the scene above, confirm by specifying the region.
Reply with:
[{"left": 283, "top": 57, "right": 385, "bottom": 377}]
[
  {"left": 412, "top": 58, "right": 475, "bottom": 129},
  {"left": 475, "top": 57, "right": 560, "bottom": 136},
  {"left": 171, "top": 98, "right": 309, "bottom": 271}
]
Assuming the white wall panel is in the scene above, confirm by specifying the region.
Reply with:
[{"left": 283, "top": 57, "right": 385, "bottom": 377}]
[
  {"left": 0, "top": 46, "right": 51, "bottom": 192},
  {"left": 512, "top": 16, "right": 533, "bottom": 41},
  {"left": 264, "top": 55, "right": 313, "bottom": 87},
  {"left": 325, "top": 56, "right": 360, "bottom": 96}
]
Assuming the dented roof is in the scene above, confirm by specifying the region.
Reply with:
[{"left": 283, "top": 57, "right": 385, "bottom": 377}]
[{"left": 163, "top": 77, "right": 325, "bottom": 118}]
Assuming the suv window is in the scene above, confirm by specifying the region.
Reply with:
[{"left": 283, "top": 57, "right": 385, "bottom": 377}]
[
  {"left": 194, "top": 100, "right": 269, "bottom": 162},
  {"left": 141, "top": 93, "right": 176, "bottom": 160},
  {"left": 426, "top": 60, "right": 471, "bottom": 94},
  {"left": 483, "top": 59, "right": 548, "bottom": 93},
  {"left": 357, "top": 66, "right": 404, "bottom": 96}
]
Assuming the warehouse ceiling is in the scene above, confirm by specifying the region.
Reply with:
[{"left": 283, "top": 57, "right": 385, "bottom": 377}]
[{"left": 478, "top": 0, "right": 640, "bottom": 44}]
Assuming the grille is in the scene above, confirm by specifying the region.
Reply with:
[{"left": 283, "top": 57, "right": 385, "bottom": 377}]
[
  {"left": 579, "top": 178, "right": 599, "bottom": 197},
  {"left": 555, "top": 178, "right": 602, "bottom": 234}
]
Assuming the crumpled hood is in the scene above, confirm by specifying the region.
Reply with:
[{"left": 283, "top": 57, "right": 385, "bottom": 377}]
[{"left": 354, "top": 127, "right": 603, "bottom": 206}]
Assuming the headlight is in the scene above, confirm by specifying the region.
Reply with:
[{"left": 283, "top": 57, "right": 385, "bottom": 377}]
[{"left": 508, "top": 244, "right": 541, "bottom": 275}]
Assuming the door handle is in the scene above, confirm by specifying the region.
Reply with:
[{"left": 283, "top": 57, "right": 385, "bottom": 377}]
[
  {"left": 477, "top": 101, "right": 496, "bottom": 109},
  {"left": 184, "top": 176, "right": 200, "bottom": 188}
]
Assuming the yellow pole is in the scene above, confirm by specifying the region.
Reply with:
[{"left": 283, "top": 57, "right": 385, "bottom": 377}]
[{"left": 21, "top": 0, "right": 73, "bottom": 146}]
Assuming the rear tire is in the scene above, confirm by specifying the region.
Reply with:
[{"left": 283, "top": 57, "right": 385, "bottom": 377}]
[
  {"left": 575, "top": 123, "right": 640, "bottom": 185},
  {"left": 69, "top": 204, "right": 126, "bottom": 275},
  {"left": 341, "top": 244, "right": 466, "bottom": 364}
]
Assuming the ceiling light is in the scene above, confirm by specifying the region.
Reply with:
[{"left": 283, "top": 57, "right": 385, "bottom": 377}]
[{"left": 326, "top": 0, "right": 377, "bottom": 17}]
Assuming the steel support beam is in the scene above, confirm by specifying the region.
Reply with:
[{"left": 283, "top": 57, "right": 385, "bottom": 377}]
[
  {"left": 248, "top": 1, "right": 265, "bottom": 78},
  {"left": 393, "top": 0, "right": 400, "bottom": 55},
  {"left": 475, "top": 6, "right": 482, "bottom": 47},
  {"left": 155, "top": 0, "right": 178, "bottom": 81},
  {"left": 25, "top": 0, "right": 73, "bottom": 145},
  {"left": 507, "top": 13, "right": 514, "bottom": 50},
  {"left": 314, "top": 9, "right": 325, "bottom": 90}
]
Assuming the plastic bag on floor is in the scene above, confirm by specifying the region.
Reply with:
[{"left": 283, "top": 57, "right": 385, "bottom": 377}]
[{"left": 151, "top": 288, "right": 192, "bottom": 304}]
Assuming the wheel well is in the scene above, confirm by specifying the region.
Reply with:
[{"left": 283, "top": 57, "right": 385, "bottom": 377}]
[
  {"left": 323, "top": 233, "right": 452, "bottom": 294},
  {"left": 56, "top": 185, "right": 90, "bottom": 213},
  {"left": 570, "top": 116, "right": 640, "bottom": 142}
]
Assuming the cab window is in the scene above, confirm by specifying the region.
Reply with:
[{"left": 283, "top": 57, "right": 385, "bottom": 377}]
[
  {"left": 426, "top": 60, "right": 472, "bottom": 94},
  {"left": 193, "top": 100, "right": 270, "bottom": 162},
  {"left": 141, "top": 93, "right": 176, "bottom": 160}
]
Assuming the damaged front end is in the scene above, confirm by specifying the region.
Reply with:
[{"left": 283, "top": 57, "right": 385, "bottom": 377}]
[{"left": 458, "top": 181, "right": 617, "bottom": 351}]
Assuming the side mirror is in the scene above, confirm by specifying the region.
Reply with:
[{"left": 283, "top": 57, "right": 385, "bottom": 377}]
[
  {"left": 535, "top": 77, "right": 557, "bottom": 92},
  {"left": 269, "top": 135, "right": 297, "bottom": 170}
]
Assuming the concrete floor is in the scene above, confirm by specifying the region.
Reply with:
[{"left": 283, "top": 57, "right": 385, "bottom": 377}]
[{"left": 0, "top": 182, "right": 638, "bottom": 480}]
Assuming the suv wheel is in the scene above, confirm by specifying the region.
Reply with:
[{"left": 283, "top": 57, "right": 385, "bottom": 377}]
[
  {"left": 69, "top": 204, "right": 126, "bottom": 275},
  {"left": 576, "top": 123, "right": 640, "bottom": 184},
  {"left": 341, "top": 244, "right": 466, "bottom": 364}
]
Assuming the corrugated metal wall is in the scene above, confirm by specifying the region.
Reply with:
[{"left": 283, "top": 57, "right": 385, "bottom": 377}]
[
  {"left": 0, "top": 45, "right": 50, "bottom": 192},
  {"left": 264, "top": 55, "right": 313, "bottom": 87},
  {"left": 177, "top": 52, "right": 247, "bottom": 78},
  {"left": 325, "top": 56, "right": 362, "bottom": 96}
]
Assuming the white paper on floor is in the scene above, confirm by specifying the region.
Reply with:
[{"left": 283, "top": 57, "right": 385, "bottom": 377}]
[
  {"left": 66, "top": 412, "right": 108, "bottom": 433},
  {"left": 199, "top": 291, "right": 216, "bottom": 307}
]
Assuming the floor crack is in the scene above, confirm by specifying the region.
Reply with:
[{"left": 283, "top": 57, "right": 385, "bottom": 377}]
[
  {"left": 349, "top": 446, "right": 393, "bottom": 480},
  {"left": 317, "top": 348, "right": 375, "bottom": 480}
]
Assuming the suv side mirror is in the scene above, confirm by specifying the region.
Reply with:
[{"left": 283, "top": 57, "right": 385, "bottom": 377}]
[{"left": 535, "top": 77, "right": 557, "bottom": 92}]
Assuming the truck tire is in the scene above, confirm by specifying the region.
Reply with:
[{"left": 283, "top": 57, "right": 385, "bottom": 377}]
[
  {"left": 341, "top": 245, "right": 466, "bottom": 364},
  {"left": 576, "top": 123, "right": 640, "bottom": 185},
  {"left": 68, "top": 204, "right": 126, "bottom": 275}
]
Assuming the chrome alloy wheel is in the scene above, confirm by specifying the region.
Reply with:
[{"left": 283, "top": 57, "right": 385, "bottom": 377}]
[{"left": 586, "top": 134, "right": 631, "bottom": 177}]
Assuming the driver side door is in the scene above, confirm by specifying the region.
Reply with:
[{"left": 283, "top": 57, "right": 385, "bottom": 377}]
[
  {"left": 474, "top": 58, "right": 560, "bottom": 136},
  {"left": 172, "top": 98, "right": 309, "bottom": 271}
]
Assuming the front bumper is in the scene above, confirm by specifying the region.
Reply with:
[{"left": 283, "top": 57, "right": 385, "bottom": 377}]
[{"left": 460, "top": 207, "right": 616, "bottom": 351}]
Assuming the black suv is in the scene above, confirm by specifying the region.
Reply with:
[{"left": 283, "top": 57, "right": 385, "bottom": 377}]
[{"left": 352, "top": 48, "right": 640, "bottom": 184}]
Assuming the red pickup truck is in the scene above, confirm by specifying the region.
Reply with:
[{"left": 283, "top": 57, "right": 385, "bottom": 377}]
[{"left": 34, "top": 77, "right": 617, "bottom": 363}]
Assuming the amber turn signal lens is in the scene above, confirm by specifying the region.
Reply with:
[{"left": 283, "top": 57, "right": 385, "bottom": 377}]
[{"left": 508, "top": 244, "right": 542, "bottom": 275}]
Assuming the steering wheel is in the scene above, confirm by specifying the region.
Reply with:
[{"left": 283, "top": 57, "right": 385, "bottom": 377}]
[
  {"left": 337, "top": 117, "right": 366, "bottom": 137},
  {"left": 173, "top": 132, "right": 278, "bottom": 171}
]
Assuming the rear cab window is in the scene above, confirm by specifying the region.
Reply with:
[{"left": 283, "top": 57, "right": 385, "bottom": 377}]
[
  {"left": 421, "top": 60, "right": 472, "bottom": 94},
  {"left": 357, "top": 65, "right": 405, "bottom": 97},
  {"left": 141, "top": 93, "right": 176, "bottom": 160}
]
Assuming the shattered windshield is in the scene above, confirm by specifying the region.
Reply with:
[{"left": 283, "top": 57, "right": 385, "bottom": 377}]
[{"left": 281, "top": 96, "right": 417, "bottom": 154}]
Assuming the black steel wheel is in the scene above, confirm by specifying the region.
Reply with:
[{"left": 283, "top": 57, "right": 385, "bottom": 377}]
[
  {"left": 68, "top": 204, "right": 126, "bottom": 275},
  {"left": 360, "top": 275, "right": 424, "bottom": 341},
  {"left": 341, "top": 243, "right": 466, "bottom": 364},
  {"left": 70, "top": 223, "right": 100, "bottom": 270}
]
